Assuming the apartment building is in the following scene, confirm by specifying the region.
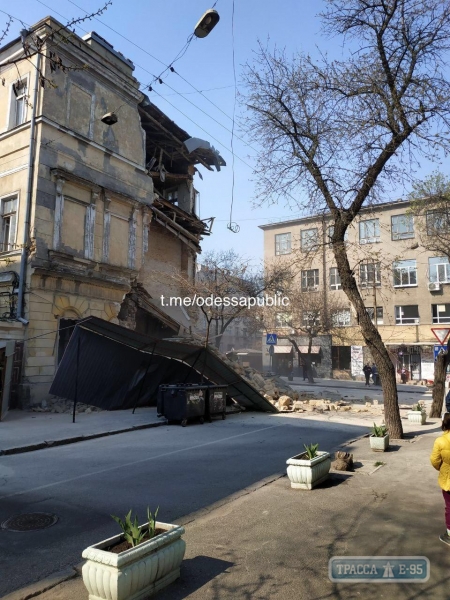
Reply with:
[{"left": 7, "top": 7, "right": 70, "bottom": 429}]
[
  {"left": 0, "top": 17, "right": 223, "bottom": 414},
  {"left": 261, "top": 199, "right": 450, "bottom": 381}
]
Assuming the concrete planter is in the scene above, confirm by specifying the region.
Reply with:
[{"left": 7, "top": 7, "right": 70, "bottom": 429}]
[
  {"left": 407, "top": 411, "right": 427, "bottom": 425},
  {"left": 286, "top": 450, "right": 331, "bottom": 490},
  {"left": 370, "top": 434, "right": 389, "bottom": 452},
  {"left": 81, "top": 521, "right": 185, "bottom": 600}
]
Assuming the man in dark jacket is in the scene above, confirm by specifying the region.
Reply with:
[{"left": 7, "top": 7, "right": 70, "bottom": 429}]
[{"left": 363, "top": 364, "right": 372, "bottom": 386}]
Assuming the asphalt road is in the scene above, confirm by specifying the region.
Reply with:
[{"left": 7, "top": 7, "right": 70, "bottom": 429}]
[{"left": 0, "top": 413, "right": 364, "bottom": 596}]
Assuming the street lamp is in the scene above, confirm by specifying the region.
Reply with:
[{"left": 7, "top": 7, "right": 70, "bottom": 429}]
[{"left": 194, "top": 9, "right": 220, "bottom": 38}]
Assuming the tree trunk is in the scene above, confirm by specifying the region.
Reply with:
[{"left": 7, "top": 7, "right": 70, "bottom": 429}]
[
  {"left": 333, "top": 240, "right": 403, "bottom": 438},
  {"left": 430, "top": 352, "right": 450, "bottom": 418}
]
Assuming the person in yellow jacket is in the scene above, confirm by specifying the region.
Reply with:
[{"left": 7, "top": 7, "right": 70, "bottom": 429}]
[{"left": 430, "top": 413, "right": 450, "bottom": 545}]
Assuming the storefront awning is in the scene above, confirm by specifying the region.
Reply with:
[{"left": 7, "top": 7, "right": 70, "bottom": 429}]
[
  {"left": 298, "top": 346, "right": 321, "bottom": 354},
  {"left": 273, "top": 346, "right": 293, "bottom": 354}
]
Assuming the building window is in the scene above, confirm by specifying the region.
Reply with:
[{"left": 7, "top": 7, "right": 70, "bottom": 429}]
[
  {"left": 429, "top": 256, "right": 450, "bottom": 283},
  {"left": 275, "top": 232, "right": 291, "bottom": 255},
  {"left": 393, "top": 259, "right": 417, "bottom": 287},
  {"left": 359, "top": 218, "right": 380, "bottom": 244},
  {"left": 303, "top": 310, "right": 320, "bottom": 328},
  {"left": 391, "top": 214, "right": 414, "bottom": 240},
  {"left": 329, "top": 267, "right": 342, "bottom": 290},
  {"left": 0, "top": 196, "right": 17, "bottom": 252},
  {"left": 426, "top": 210, "right": 450, "bottom": 235},
  {"left": 332, "top": 309, "right": 351, "bottom": 327},
  {"left": 12, "top": 80, "right": 28, "bottom": 127},
  {"left": 301, "top": 228, "right": 318, "bottom": 251},
  {"left": 301, "top": 269, "right": 319, "bottom": 291},
  {"left": 432, "top": 304, "right": 450, "bottom": 324},
  {"left": 395, "top": 305, "right": 419, "bottom": 325},
  {"left": 360, "top": 262, "right": 381, "bottom": 287},
  {"left": 276, "top": 313, "right": 292, "bottom": 328},
  {"left": 366, "top": 306, "right": 384, "bottom": 325}
]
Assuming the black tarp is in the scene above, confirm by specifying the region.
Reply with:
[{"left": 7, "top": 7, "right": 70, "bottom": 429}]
[{"left": 49, "top": 317, "right": 277, "bottom": 413}]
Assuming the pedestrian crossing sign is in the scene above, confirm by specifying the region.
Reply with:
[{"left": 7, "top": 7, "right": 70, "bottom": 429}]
[{"left": 266, "top": 333, "right": 278, "bottom": 345}]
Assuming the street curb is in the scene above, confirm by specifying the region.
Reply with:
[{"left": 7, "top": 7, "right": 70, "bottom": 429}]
[
  {"left": 0, "top": 421, "right": 165, "bottom": 456},
  {"left": 2, "top": 567, "right": 78, "bottom": 600}
]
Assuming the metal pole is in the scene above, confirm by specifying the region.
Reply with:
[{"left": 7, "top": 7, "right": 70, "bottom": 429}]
[
  {"left": 72, "top": 334, "right": 80, "bottom": 424},
  {"left": 17, "top": 51, "right": 41, "bottom": 322},
  {"left": 132, "top": 344, "right": 156, "bottom": 414}
]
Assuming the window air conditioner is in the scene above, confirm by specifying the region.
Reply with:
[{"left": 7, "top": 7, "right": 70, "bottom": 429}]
[{"left": 428, "top": 282, "right": 441, "bottom": 291}]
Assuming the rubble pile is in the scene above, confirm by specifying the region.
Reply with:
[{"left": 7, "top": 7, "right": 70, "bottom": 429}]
[{"left": 30, "top": 398, "right": 102, "bottom": 414}]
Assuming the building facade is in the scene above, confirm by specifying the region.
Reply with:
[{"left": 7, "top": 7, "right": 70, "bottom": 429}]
[
  {"left": 261, "top": 199, "right": 450, "bottom": 381},
  {"left": 0, "top": 17, "right": 222, "bottom": 414}
]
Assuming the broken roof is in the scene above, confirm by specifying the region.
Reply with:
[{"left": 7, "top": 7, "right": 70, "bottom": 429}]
[{"left": 139, "top": 95, "right": 226, "bottom": 173}]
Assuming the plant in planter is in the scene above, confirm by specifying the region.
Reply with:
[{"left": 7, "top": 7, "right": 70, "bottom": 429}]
[
  {"left": 82, "top": 506, "right": 185, "bottom": 600},
  {"left": 369, "top": 422, "right": 389, "bottom": 452},
  {"left": 286, "top": 442, "right": 331, "bottom": 490},
  {"left": 407, "top": 401, "right": 427, "bottom": 425}
]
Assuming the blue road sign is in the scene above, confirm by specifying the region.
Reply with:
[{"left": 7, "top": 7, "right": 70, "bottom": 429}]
[
  {"left": 434, "top": 344, "right": 448, "bottom": 360},
  {"left": 266, "top": 333, "right": 278, "bottom": 345}
]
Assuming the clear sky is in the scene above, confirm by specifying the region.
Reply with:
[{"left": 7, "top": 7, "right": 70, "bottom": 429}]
[{"left": 1, "top": 1, "right": 446, "bottom": 263}]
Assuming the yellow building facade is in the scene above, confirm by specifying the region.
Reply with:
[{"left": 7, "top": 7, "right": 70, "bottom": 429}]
[{"left": 0, "top": 18, "right": 220, "bottom": 412}]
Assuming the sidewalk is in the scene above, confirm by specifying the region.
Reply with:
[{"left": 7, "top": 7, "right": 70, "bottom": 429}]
[
  {"left": 8, "top": 413, "right": 448, "bottom": 600},
  {"left": 0, "top": 408, "right": 163, "bottom": 455}
]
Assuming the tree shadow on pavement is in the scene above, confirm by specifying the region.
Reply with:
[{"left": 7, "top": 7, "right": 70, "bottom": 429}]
[{"left": 155, "top": 554, "right": 289, "bottom": 600}]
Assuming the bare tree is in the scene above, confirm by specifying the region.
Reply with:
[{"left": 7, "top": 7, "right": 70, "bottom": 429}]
[
  {"left": 257, "top": 287, "right": 349, "bottom": 383},
  {"left": 174, "top": 250, "right": 291, "bottom": 349},
  {"left": 409, "top": 171, "right": 450, "bottom": 260},
  {"left": 242, "top": 0, "right": 450, "bottom": 438}
]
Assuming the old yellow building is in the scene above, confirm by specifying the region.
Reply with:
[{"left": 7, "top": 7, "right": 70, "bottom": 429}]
[
  {"left": 261, "top": 200, "right": 450, "bottom": 381},
  {"left": 0, "top": 17, "right": 223, "bottom": 414}
]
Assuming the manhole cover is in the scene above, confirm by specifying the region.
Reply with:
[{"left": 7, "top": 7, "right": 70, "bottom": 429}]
[{"left": 1, "top": 513, "right": 58, "bottom": 532}]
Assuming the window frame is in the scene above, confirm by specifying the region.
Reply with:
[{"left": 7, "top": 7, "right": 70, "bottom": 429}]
[
  {"left": 395, "top": 305, "right": 419, "bottom": 325},
  {"left": 359, "top": 262, "right": 381, "bottom": 288},
  {"left": 329, "top": 267, "right": 342, "bottom": 290},
  {"left": 332, "top": 308, "right": 351, "bottom": 327},
  {"left": 432, "top": 304, "right": 450, "bottom": 324},
  {"left": 391, "top": 214, "right": 414, "bottom": 240},
  {"left": 300, "top": 227, "right": 318, "bottom": 251},
  {"left": 301, "top": 268, "right": 319, "bottom": 291},
  {"left": 428, "top": 256, "right": 450, "bottom": 284},
  {"left": 393, "top": 259, "right": 417, "bottom": 287},
  {"left": 426, "top": 209, "right": 450, "bottom": 236},
  {"left": 359, "top": 218, "right": 380, "bottom": 244},
  {"left": 9, "top": 76, "right": 29, "bottom": 129},
  {"left": 0, "top": 193, "right": 18, "bottom": 253},
  {"left": 275, "top": 232, "right": 292, "bottom": 256},
  {"left": 366, "top": 306, "right": 384, "bottom": 325}
]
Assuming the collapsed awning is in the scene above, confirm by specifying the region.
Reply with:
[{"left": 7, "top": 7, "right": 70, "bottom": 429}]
[{"left": 50, "top": 317, "right": 277, "bottom": 413}]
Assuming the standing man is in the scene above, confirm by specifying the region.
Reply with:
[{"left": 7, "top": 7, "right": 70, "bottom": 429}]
[
  {"left": 303, "top": 362, "right": 308, "bottom": 381},
  {"left": 363, "top": 363, "right": 372, "bottom": 386},
  {"left": 371, "top": 363, "right": 379, "bottom": 386}
]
